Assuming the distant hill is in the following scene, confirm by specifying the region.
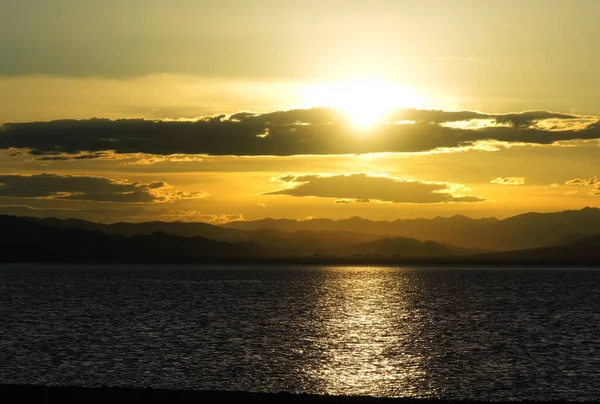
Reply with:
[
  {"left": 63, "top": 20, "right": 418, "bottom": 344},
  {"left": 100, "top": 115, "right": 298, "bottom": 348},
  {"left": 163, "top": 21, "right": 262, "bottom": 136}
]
[
  {"left": 1, "top": 214, "right": 599, "bottom": 265},
  {"left": 24, "top": 216, "right": 241, "bottom": 240},
  {"left": 2, "top": 215, "right": 474, "bottom": 263},
  {"left": 22, "top": 216, "right": 386, "bottom": 256},
  {"left": 347, "top": 237, "right": 481, "bottom": 257},
  {"left": 544, "top": 233, "right": 594, "bottom": 247},
  {"left": 21, "top": 215, "right": 486, "bottom": 257},
  {"left": 0, "top": 215, "right": 262, "bottom": 263},
  {"left": 16, "top": 207, "right": 600, "bottom": 252},
  {"left": 451, "top": 233, "right": 600, "bottom": 264},
  {"left": 224, "top": 207, "right": 600, "bottom": 251}
]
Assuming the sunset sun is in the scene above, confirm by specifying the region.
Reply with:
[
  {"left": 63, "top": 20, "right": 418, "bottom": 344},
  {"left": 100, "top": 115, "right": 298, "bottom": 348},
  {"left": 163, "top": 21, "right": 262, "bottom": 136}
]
[{"left": 302, "top": 77, "right": 424, "bottom": 128}]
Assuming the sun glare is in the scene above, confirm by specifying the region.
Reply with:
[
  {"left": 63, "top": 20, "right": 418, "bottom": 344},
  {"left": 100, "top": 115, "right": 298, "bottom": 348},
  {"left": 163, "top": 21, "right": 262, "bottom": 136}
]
[{"left": 302, "top": 77, "right": 424, "bottom": 128}]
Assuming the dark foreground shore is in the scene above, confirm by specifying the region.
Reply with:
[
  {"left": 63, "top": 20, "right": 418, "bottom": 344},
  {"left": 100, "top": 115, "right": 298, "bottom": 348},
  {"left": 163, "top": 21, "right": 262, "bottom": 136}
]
[{"left": 1, "top": 385, "right": 598, "bottom": 403}]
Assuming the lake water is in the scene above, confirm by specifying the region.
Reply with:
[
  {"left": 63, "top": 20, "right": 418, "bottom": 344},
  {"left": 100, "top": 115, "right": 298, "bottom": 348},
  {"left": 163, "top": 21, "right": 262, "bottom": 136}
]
[{"left": 1, "top": 264, "right": 599, "bottom": 401}]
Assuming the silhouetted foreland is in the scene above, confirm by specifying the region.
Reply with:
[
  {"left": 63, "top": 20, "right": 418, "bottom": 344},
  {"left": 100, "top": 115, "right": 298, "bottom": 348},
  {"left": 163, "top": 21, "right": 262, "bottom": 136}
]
[{"left": 0, "top": 384, "right": 595, "bottom": 404}]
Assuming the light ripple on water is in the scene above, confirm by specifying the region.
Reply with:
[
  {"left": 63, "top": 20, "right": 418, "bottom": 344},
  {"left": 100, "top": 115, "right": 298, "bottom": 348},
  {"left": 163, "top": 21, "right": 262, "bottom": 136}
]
[{"left": 1, "top": 264, "right": 599, "bottom": 401}]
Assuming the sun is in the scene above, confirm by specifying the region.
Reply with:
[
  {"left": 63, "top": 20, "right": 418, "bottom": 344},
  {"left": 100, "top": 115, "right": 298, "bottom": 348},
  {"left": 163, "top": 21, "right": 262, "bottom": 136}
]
[{"left": 302, "top": 77, "right": 423, "bottom": 128}]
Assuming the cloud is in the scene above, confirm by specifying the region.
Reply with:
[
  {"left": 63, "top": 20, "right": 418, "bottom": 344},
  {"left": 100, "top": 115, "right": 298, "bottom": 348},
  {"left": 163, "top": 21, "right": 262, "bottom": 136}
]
[
  {"left": 0, "top": 205, "right": 243, "bottom": 224},
  {"left": 566, "top": 176, "right": 598, "bottom": 187},
  {"left": 490, "top": 177, "right": 526, "bottom": 185},
  {"left": 492, "top": 111, "right": 580, "bottom": 128},
  {"left": 0, "top": 108, "right": 598, "bottom": 157},
  {"left": 30, "top": 151, "right": 206, "bottom": 165},
  {"left": 0, "top": 173, "right": 206, "bottom": 203},
  {"left": 262, "top": 173, "right": 484, "bottom": 204},
  {"left": 440, "top": 119, "right": 512, "bottom": 130},
  {"left": 565, "top": 176, "right": 600, "bottom": 195}
]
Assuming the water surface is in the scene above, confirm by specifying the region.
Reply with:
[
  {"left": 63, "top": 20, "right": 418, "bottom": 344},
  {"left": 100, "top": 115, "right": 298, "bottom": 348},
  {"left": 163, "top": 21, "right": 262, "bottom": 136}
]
[{"left": 1, "top": 264, "right": 599, "bottom": 401}]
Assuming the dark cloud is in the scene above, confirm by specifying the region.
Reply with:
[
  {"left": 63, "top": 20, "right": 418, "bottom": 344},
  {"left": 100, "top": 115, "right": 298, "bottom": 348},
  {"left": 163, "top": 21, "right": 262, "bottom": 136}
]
[
  {"left": 263, "top": 173, "right": 484, "bottom": 204},
  {"left": 387, "top": 109, "right": 488, "bottom": 123},
  {"left": 0, "top": 174, "right": 205, "bottom": 202},
  {"left": 35, "top": 152, "right": 121, "bottom": 161},
  {"left": 492, "top": 111, "right": 578, "bottom": 128},
  {"left": 1, "top": 108, "right": 597, "bottom": 157}
]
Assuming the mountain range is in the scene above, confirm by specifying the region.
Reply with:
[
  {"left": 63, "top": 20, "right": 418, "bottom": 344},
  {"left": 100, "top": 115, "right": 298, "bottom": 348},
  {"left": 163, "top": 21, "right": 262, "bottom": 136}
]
[
  {"left": 8, "top": 215, "right": 481, "bottom": 259},
  {"left": 0, "top": 206, "right": 599, "bottom": 264},
  {"left": 224, "top": 207, "right": 600, "bottom": 251}
]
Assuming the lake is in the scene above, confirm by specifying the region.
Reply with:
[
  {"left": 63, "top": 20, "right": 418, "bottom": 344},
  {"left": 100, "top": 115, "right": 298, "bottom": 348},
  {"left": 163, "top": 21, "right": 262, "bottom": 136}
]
[{"left": 1, "top": 264, "right": 599, "bottom": 401}]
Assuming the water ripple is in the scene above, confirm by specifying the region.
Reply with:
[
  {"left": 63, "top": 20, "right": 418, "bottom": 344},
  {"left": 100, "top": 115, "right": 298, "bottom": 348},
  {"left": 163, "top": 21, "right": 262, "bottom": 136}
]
[{"left": 1, "top": 264, "right": 599, "bottom": 401}]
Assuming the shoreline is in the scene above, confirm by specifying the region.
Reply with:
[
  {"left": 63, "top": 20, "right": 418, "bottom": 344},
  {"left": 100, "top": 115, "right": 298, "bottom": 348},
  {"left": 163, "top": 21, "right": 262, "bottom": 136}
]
[
  {"left": 1, "top": 257, "right": 600, "bottom": 266},
  {"left": 0, "top": 384, "right": 596, "bottom": 403}
]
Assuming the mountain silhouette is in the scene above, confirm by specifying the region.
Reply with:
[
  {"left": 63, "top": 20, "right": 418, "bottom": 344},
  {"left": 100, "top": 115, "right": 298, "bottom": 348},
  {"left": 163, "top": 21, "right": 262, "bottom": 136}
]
[
  {"left": 2, "top": 206, "right": 600, "bottom": 264},
  {"left": 21, "top": 215, "right": 489, "bottom": 256},
  {"left": 451, "top": 233, "right": 600, "bottom": 264},
  {"left": 348, "top": 237, "right": 481, "bottom": 257},
  {"left": 21, "top": 216, "right": 391, "bottom": 256},
  {"left": 224, "top": 207, "right": 600, "bottom": 251},
  {"left": 0, "top": 215, "right": 262, "bottom": 263}
]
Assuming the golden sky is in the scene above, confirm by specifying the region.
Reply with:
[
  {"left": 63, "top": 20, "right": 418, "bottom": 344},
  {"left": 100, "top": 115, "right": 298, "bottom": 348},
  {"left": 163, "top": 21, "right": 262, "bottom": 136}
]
[{"left": 1, "top": 0, "right": 599, "bottom": 223}]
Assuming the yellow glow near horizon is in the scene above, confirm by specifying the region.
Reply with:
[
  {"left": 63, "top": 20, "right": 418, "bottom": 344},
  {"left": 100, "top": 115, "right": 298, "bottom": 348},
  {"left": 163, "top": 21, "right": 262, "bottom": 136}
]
[{"left": 302, "top": 77, "right": 424, "bottom": 128}]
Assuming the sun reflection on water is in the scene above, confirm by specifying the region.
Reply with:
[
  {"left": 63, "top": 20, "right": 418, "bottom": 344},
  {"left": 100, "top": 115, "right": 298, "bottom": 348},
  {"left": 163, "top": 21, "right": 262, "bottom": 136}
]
[{"left": 302, "top": 266, "right": 431, "bottom": 397}]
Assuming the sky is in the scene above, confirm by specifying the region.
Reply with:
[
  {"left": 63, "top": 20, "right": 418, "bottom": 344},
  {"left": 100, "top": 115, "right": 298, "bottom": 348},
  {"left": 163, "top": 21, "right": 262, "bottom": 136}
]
[{"left": 1, "top": 0, "right": 599, "bottom": 223}]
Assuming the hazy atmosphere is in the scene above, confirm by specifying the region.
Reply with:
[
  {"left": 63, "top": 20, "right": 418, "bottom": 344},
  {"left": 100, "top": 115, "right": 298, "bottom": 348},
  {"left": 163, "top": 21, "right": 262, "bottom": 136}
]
[
  {"left": 1, "top": 0, "right": 599, "bottom": 224},
  {"left": 3, "top": 2, "right": 600, "bottom": 402}
]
